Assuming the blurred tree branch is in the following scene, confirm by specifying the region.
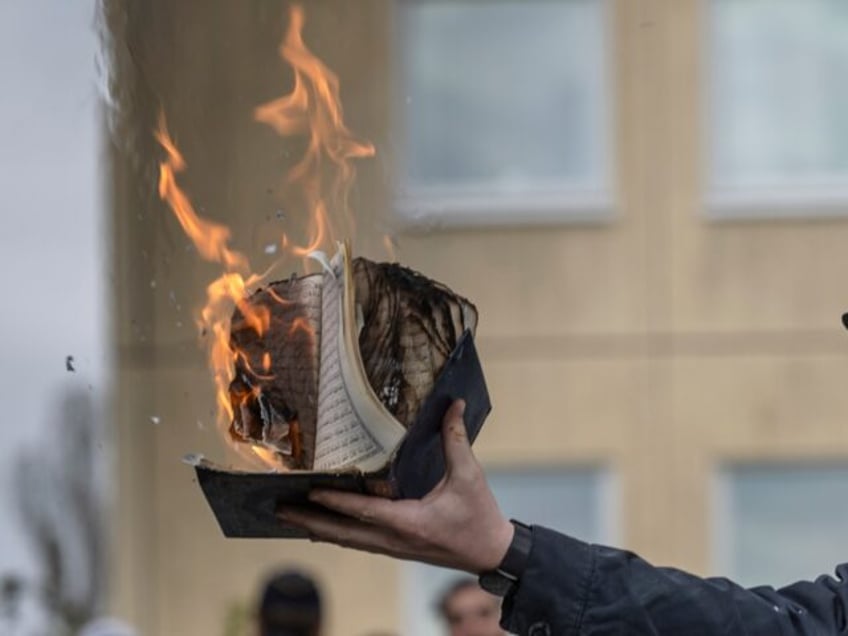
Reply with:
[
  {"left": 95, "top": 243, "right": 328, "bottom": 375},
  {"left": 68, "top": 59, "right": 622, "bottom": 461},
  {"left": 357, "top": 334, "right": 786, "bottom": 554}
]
[{"left": 10, "top": 388, "right": 107, "bottom": 635}]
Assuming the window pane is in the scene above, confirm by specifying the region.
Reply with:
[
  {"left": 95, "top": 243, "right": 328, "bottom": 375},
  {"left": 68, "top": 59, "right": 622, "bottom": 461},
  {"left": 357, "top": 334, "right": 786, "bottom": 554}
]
[
  {"left": 714, "top": 465, "right": 848, "bottom": 587},
  {"left": 709, "top": 0, "right": 848, "bottom": 191},
  {"left": 403, "top": 467, "right": 615, "bottom": 636},
  {"left": 398, "top": 0, "right": 609, "bottom": 212}
]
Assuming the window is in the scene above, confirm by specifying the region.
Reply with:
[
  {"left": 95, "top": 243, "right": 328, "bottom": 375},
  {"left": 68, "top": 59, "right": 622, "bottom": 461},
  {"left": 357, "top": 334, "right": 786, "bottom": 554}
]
[
  {"left": 713, "top": 465, "right": 848, "bottom": 586},
  {"left": 395, "top": 0, "right": 612, "bottom": 225},
  {"left": 403, "top": 467, "right": 617, "bottom": 636},
  {"left": 707, "top": 0, "right": 848, "bottom": 217}
]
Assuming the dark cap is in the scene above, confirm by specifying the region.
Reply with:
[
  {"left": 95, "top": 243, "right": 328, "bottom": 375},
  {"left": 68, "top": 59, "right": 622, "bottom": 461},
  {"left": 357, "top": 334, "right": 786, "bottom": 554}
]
[{"left": 259, "top": 570, "right": 322, "bottom": 636}]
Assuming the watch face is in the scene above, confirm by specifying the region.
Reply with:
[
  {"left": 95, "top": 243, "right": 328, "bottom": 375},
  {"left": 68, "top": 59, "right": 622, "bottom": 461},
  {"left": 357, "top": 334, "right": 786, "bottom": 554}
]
[{"left": 478, "top": 571, "right": 513, "bottom": 597}]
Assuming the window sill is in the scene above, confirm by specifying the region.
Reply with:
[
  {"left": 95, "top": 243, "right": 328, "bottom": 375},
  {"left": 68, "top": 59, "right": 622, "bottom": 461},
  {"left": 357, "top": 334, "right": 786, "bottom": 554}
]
[
  {"left": 705, "top": 185, "right": 848, "bottom": 221},
  {"left": 393, "top": 188, "right": 615, "bottom": 230}
]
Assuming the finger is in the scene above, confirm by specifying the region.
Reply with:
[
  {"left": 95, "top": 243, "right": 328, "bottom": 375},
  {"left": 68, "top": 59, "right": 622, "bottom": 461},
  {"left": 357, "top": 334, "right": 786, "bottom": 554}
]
[
  {"left": 441, "top": 399, "right": 477, "bottom": 480},
  {"left": 308, "top": 489, "right": 416, "bottom": 530},
  {"left": 279, "top": 506, "right": 473, "bottom": 571},
  {"left": 278, "top": 506, "right": 407, "bottom": 556}
]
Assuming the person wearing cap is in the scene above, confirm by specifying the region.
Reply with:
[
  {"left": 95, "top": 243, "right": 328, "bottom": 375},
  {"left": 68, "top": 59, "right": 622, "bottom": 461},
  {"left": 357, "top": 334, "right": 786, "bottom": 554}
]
[
  {"left": 278, "top": 400, "right": 848, "bottom": 636},
  {"left": 258, "top": 570, "right": 322, "bottom": 636}
]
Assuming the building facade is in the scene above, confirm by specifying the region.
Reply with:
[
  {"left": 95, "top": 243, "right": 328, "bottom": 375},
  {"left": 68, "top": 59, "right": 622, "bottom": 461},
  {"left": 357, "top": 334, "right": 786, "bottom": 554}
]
[{"left": 108, "top": 1, "right": 848, "bottom": 634}]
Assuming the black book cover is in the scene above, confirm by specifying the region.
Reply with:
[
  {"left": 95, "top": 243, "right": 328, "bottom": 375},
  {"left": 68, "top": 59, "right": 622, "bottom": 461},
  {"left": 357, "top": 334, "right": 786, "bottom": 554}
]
[{"left": 193, "top": 330, "right": 491, "bottom": 538}]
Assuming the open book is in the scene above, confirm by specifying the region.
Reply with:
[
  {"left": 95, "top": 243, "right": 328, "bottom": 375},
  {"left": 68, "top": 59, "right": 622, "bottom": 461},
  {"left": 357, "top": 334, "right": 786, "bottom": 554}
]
[
  {"left": 226, "top": 241, "right": 478, "bottom": 472},
  {"left": 191, "top": 242, "right": 490, "bottom": 537}
]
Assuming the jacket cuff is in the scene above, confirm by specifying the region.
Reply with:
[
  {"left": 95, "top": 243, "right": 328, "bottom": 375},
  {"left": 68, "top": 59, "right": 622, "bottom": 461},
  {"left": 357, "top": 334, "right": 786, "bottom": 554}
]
[{"left": 500, "top": 526, "right": 596, "bottom": 636}]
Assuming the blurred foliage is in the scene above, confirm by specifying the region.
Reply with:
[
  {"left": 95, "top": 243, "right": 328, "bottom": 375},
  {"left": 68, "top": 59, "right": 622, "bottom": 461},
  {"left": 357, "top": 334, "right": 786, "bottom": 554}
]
[
  {"left": 0, "top": 388, "right": 106, "bottom": 635},
  {"left": 0, "top": 574, "right": 24, "bottom": 627}
]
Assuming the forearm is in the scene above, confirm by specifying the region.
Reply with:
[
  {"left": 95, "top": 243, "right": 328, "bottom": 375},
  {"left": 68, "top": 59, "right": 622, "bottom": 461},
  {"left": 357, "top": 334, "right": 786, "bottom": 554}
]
[{"left": 501, "top": 525, "right": 848, "bottom": 635}]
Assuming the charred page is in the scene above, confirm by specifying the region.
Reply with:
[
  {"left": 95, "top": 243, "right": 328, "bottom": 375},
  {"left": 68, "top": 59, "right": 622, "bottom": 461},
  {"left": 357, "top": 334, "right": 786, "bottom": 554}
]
[{"left": 227, "top": 243, "right": 478, "bottom": 472}]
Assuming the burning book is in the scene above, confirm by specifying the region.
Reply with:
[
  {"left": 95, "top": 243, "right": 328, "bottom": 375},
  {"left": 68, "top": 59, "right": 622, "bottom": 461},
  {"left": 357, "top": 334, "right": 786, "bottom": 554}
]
[
  {"left": 157, "top": 4, "right": 491, "bottom": 538},
  {"left": 190, "top": 242, "right": 491, "bottom": 538},
  {"left": 228, "top": 241, "right": 478, "bottom": 471}
]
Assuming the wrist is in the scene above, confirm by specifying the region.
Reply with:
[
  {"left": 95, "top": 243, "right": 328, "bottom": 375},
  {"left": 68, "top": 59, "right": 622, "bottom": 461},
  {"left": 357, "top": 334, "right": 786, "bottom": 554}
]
[
  {"left": 478, "top": 519, "right": 533, "bottom": 597},
  {"left": 478, "top": 516, "right": 515, "bottom": 573}
]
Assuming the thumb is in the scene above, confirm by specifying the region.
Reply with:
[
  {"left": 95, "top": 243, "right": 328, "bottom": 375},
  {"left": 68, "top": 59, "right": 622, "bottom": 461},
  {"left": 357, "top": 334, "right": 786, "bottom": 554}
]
[{"left": 441, "top": 399, "right": 476, "bottom": 480}]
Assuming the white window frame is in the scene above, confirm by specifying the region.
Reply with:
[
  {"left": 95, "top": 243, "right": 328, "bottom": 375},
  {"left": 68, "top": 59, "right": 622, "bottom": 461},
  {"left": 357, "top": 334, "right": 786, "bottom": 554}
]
[
  {"left": 391, "top": 0, "right": 617, "bottom": 229},
  {"left": 711, "top": 462, "right": 848, "bottom": 583}
]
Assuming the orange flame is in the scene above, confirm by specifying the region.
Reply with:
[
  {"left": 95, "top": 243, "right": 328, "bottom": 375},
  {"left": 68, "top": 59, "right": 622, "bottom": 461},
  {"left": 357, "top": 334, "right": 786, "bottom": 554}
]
[
  {"left": 252, "top": 445, "right": 281, "bottom": 467},
  {"left": 288, "top": 316, "right": 313, "bottom": 338},
  {"left": 267, "top": 287, "right": 293, "bottom": 306},
  {"left": 234, "top": 349, "right": 276, "bottom": 382},
  {"left": 155, "top": 4, "right": 374, "bottom": 471},
  {"left": 156, "top": 118, "right": 277, "bottom": 469},
  {"left": 383, "top": 234, "right": 398, "bottom": 262},
  {"left": 155, "top": 119, "right": 247, "bottom": 272},
  {"left": 255, "top": 3, "right": 375, "bottom": 257}
]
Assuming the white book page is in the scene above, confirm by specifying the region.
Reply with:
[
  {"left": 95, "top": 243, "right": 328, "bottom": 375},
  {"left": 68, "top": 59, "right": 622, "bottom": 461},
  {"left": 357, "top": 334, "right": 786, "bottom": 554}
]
[{"left": 313, "top": 260, "right": 385, "bottom": 470}]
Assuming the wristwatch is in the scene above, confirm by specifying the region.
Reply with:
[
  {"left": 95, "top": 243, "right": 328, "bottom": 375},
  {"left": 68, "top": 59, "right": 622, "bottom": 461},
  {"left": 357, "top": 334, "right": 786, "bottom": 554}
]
[{"left": 478, "top": 519, "right": 532, "bottom": 597}]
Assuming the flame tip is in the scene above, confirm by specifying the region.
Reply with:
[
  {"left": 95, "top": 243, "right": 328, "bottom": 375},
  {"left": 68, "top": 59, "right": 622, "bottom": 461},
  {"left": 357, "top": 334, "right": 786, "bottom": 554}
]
[{"left": 155, "top": 4, "right": 373, "bottom": 471}]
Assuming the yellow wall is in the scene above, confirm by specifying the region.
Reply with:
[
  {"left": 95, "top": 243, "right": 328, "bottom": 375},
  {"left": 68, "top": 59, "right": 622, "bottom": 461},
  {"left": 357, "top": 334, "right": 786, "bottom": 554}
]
[{"left": 108, "top": 1, "right": 848, "bottom": 634}]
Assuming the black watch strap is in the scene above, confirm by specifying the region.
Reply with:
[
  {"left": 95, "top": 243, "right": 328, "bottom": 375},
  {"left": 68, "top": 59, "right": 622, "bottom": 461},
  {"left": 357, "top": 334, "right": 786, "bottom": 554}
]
[{"left": 478, "top": 520, "right": 532, "bottom": 597}]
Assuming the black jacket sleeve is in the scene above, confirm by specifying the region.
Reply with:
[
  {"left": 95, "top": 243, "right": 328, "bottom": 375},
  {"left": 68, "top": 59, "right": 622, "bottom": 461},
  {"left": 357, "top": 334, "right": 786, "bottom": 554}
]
[{"left": 500, "top": 525, "right": 848, "bottom": 636}]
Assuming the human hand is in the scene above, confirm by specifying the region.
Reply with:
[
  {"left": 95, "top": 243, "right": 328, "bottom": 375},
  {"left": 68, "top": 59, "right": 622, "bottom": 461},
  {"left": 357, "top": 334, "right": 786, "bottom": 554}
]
[{"left": 277, "top": 400, "right": 514, "bottom": 573}]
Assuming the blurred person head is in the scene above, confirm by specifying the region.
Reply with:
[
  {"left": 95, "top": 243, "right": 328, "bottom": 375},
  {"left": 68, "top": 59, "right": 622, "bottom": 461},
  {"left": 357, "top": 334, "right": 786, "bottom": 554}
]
[
  {"left": 258, "top": 570, "right": 322, "bottom": 636},
  {"left": 79, "top": 617, "right": 137, "bottom": 636},
  {"left": 436, "top": 578, "right": 505, "bottom": 636}
]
